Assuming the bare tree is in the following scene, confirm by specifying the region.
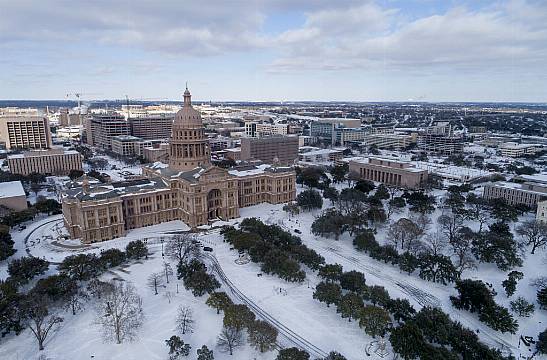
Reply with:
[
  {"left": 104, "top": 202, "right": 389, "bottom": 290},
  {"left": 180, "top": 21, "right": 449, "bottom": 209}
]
[
  {"left": 163, "top": 262, "right": 174, "bottom": 284},
  {"left": 87, "top": 279, "right": 114, "bottom": 299},
  {"left": 64, "top": 285, "right": 89, "bottom": 316},
  {"left": 166, "top": 234, "right": 201, "bottom": 263},
  {"left": 410, "top": 212, "right": 431, "bottom": 234},
  {"left": 176, "top": 305, "right": 194, "bottom": 335},
  {"left": 516, "top": 220, "right": 547, "bottom": 254},
  {"left": 387, "top": 218, "right": 422, "bottom": 250},
  {"left": 283, "top": 202, "right": 300, "bottom": 218},
  {"left": 164, "top": 291, "right": 173, "bottom": 304},
  {"left": 423, "top": 230, "right": 448, "bottom": 256},
  {"left": 438, "top": 212, "right": 464, "bottom": 244},
  {"left": 217, "top": 326, "right": 243, "bottom": 355},
  {"left": 95, "top": 282, "right": 144, "bottom": 344},
  {"left": 465, "top": 197, "right": 489, "bottom": 233},
  {"left": 147, "top": 272, "right": 165, "bottom": 295},
  {"left": 450, "top": 228, "right": 477, "bottom": 276},
  {"left": 22, "top": 297, "right": 63, "bottom": 351},
  {"left": 247, "top": 320, "right": 278, "bottom": 353}
]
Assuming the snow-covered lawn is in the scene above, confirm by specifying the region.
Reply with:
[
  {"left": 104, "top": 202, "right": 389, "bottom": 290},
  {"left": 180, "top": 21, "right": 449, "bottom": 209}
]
[
  {"left": 1, "top": 191, "right": 546, "bottom": 359},
  {"left": 0, "top": 247, "right": 276, "bottom": 360}
]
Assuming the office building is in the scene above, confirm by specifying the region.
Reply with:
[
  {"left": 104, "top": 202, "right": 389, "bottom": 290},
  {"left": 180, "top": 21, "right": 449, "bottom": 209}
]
[
  {"left": 0, "top": 114, "right": 52, "bottom": 150},
  {"left": 85, "top": 114, "right": 130, "bottom": 149},
  {"left": 349, "top": 157, "right": 428, "bottom": 189},
  {"left": 499, "top": 142, "right": 542, "bottom": 158},
  {"left": 483, "top": 181, "right": 547, "bottom": 208},
  {"left": 7, "top": 148, "right": 82, "bottom": 176},
  {"left": 240, "top": 135, "right": 299, "bottom": 165},
  {"left": 129, "top": 115, "right": 173, "bottom": 140}
]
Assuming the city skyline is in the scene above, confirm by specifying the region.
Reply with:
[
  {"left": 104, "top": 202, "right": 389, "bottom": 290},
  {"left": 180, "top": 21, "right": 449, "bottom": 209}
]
[{"left": 1, "top": 0, "right": 547, "bottom": 102}]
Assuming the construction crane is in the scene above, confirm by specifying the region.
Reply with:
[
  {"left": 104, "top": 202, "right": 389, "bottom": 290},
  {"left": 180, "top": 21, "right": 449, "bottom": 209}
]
[{"left": 66, "top": 93, "right": 99, "bottom": 126}]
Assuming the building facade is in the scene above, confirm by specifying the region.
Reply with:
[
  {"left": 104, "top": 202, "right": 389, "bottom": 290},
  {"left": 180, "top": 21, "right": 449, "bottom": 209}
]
[
  {"left": 362, "top": 133, "right": 417, "bottom": 150},
  {"left": 85, "top": 114, "right": 130, "bottom": 149},
  {"left": 7, "top": 148, "right": 82, "bottom": 176},
  {"left": 483, "top": 181, "right": 547, "bottom": 208},
  {"left": 240, "top": 135, "right": 299, "bottom": 165},
  {"left": 63, "top": 88, "right": 296, "bottom": 243},
  {"left": 129, "top": 115, "right": 173, "bottom": 140},
  {"left": 349, "top": 157, "right": 428, "bottom": 189},
  {"left": 0, "top": 115, "right": 52, "bottom": 150},
  {"left": 0, "top": 181, "right": 28, "bottom": 211},
  {"left": 499, "top": 142, "right": 542, "bottom": 158},
  {"left": 536, "top": 200, "right": 547, "bottom": 223}
]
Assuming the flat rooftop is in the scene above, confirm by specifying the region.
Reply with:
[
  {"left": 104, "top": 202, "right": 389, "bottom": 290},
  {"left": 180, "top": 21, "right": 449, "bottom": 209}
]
[{"left": 0, "top": 181, "right": 26, "bottom": 198}]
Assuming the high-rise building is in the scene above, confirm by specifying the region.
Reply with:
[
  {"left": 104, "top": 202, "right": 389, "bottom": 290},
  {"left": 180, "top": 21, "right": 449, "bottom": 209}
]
[
  {"left": 0, "top": 113, "right": 52, "bottom": 150},
  {"left": 85, "top": 114, "right": 130, "bottom": 149},
  {"left": 240, "top": 136, "right": 299, "bottom": 165},
  {"left": 129, "top": 115, "right": 173, "bottom": 140},
  {"left": 417, "top": 121, "right": 464, "bottom": 154}
]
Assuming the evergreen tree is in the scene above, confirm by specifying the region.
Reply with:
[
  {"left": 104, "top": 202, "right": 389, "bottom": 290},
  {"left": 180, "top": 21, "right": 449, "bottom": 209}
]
[
  {"left": 276, "top": 347, "right": 310, "bottom": 360},
  {"left": 339, "top": 271, "right": 367, "bottom": 293},
  {"left": 0, "top": 227, "right": 15, "bottom": 261},
  {"left": 336, "top": 292, "right": 363, "bottom": 322},
  {"left": 363, "top": 285, "right": 391, "bottom": 307},
  {"left": 358, "top": 305, "right": 391, "bottom": 338},
  {"left": 537, "top": 287, "right": 547, "bottom": 310},
  {"left": 418, "top": 254, "right": 458, "bottom": 285},
  {"left": 318, "top": 263, "right": 343, "bottom": 283},
  {"left": 206, "top": 292, "right": 233, "bottom": 314},
  {"left": 58, "top": 253, "right": 102, "bottom": 281},
  {"left": 297, "top": 189, "right": 323, "bottom": 211},
  {"left": 99, "top": 248, "right": 126, "bottom": 268},
  {"left": 165, "top": 335, "right": 191, "bottom": 359},
  {"left": 313, "top": 281, "right": 342, "bottom": 308},
  {"left": 536, "top": 328, "right": 547, "bottom": 356},
  {"left": 125, "top": 240, "right": 148, "bottom": 260},
  {"left": 510, "top": 297, "right": 535, "bottom": 317},
  {"left": 8, "top": 256, "right": 49, "bottom": 285},
  {"left": 223, "top": 304, "right": 256, "bottom": 331},
  {"left": 197, "top": 345, "right": 214, "bottom": 360},
  {"left": 386, "top": 298, "right": 416, "bottom": 323},
  {"left": 398, "top": 252, "right": 419, "bottom": 274},
  {"left": 353, "top": 229, "right": 378, "bottom": 252},
  {"left": 389, "top": 322, "right": 425, "bottom": 360},
  {"left": 472, "top": 222, "right": 522, "bottom": 271},
  {"left": 501, "top": 270, "right": 524, "bottom": 297},
  {"left": 311, "top": 208, "right": 348, "bottom": 240}
]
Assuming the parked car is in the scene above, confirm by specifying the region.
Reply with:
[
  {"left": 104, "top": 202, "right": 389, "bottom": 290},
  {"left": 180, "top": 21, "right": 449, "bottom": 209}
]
[{"left": 203, "top": 246, "right": 213, "bottom": 252}]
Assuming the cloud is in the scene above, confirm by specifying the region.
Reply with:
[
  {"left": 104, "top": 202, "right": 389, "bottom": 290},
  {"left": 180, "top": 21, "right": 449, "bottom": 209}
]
[
  {"left": 0, "top": 1, "right": 268, "bottom": 56},
  {"left": 269, "top": 1, "right": 547, "bottom": 74}
]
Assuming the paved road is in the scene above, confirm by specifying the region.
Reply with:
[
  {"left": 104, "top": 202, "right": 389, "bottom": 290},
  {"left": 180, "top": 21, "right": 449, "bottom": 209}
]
[{"left": 203, "top": 253, "right": 329, "bottom": 359}]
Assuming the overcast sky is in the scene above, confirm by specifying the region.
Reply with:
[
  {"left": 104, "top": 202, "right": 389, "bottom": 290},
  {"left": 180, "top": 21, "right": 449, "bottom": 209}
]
[{"left": 1, "top": 0, "right": 546, "bottom": 102}]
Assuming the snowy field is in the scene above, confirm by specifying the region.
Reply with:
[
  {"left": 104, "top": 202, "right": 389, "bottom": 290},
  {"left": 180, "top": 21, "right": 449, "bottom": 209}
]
[{"left": 1, "top": 184, "right": 546, "bottom": 359}]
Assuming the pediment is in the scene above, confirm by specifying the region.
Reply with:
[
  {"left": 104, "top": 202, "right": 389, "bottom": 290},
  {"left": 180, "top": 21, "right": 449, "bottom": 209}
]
[{"left": 197, "top": 166, "right": 231, "bottom": 182}]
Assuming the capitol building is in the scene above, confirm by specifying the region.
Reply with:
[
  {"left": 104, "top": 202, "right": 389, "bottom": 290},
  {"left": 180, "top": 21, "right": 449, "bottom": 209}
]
[{"left": 62, "top": 88, "right": 296, "bottom": 243}]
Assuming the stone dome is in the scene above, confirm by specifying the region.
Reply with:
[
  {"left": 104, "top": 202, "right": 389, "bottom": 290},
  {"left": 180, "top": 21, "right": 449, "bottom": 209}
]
[{"left": 174, "top": 87, "right": 202, "bottom": 127}]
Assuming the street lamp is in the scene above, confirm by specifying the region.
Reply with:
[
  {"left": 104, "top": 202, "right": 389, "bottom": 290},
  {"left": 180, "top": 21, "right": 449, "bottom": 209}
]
[{"left": 161, "top": 238, "right": 164, "bottom": 258}]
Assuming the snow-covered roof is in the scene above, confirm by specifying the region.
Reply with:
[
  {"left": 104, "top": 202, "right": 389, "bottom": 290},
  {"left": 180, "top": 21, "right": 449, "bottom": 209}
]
[
  {"left": 0, "top": 181, "right": 26, "bottom": 198},
  {"left": 300, "top": 149, "right": 341, "bottom": 156}
]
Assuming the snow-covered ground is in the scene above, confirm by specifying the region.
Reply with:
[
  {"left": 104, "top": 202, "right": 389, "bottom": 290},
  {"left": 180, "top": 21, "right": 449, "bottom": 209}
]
[{"left": 1, "top": 184, "right": 546, "bottom": 359}]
